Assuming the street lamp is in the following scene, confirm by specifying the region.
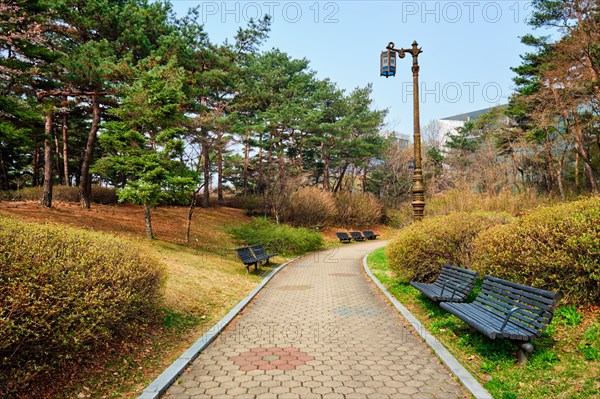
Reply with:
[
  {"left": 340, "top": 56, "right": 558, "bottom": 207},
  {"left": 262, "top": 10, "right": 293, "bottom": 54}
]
[{"left": 380, "top": 40, "right": 425, "bottom": 221}]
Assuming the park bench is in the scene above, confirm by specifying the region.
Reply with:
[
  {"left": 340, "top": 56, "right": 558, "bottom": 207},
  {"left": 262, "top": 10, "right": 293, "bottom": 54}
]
[
  {"left": 362, "top": 230, "right": 379, "bottom": 240},
  {"left": 336, "top": 232, "right": 352, "bottom": 243},
  {"left": 249, "top": 244, "right": 277, "bottom": 264},
  {"left": 350, "top": 231, "right": 366, "bottom": 241},
  {"left": 440, "top": 275, "right": 561, "bottom": 363},
  {"left": 235, "top": 246, "right": 260, "bottom": 272},
  {"left": 410, "top": 264, "right": 478, "bottom": 302}
]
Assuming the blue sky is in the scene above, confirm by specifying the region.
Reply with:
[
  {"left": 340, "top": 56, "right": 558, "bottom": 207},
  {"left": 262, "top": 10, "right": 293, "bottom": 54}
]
[{"left": 171, "top": 1, "right": 542, "bottom": 135}]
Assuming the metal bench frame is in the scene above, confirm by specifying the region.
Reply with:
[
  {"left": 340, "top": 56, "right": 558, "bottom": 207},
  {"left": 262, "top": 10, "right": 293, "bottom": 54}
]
[{"left": 410, "top": 264, "right": 478, "bottom": 302}]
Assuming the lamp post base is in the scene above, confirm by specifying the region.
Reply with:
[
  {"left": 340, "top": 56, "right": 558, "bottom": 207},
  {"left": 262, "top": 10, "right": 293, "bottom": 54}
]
[{"left": 412, "top": 168, "right": 425, "bottom": 221}]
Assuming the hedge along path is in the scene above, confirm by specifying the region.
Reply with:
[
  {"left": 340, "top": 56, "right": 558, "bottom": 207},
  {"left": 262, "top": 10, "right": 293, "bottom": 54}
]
[{"left": 161, "top": 241, "right": 467, "bottom": 399}]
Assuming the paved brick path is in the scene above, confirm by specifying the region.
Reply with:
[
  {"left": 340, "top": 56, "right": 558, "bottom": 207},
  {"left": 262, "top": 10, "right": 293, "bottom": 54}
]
[{"left": 163, "top": 241, "right": 466, "bottom": 399}]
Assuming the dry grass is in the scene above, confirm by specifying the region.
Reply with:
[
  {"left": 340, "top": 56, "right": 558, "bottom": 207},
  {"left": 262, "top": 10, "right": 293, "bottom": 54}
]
[
  {"left": 0, "top": 201, "right": 284, "bottom": 398},
  {"left": 426, "top": 186, "right": 552, "bottom": 216}
]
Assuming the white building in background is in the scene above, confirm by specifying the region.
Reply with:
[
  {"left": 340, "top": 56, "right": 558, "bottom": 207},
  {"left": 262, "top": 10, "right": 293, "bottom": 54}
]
[
  {"left": 435, "top": 104, "right": 508, "bottom": 146},
  {"left": 396, "top": 133, "right": 410, "bottom": 147}
]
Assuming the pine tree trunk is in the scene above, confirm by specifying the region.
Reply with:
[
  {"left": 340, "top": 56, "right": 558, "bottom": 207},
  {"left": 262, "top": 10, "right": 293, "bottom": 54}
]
[
  {"left": 202, "top": 133, "right": 210, "bottom": 208},
  {"left": 62, "top": 113, "right": 70, "bottom": 186},
  {"left": 0, "top": 150, "right": 8, "bottom": 190},
  {"left": 33, "top": 144, "right": 40, "bottom": 187},
  {"left": 361, "top": 167, "right": 367, "bottom": 194},
  {"left": 278, "top": 131, "right": 285, "bottom": 192},
  {"left": 144, "top": 204, "right": 154, "bottom": 239},
  {"left": 186, "top": 185, "right": 203, "bottom": 243},
  {"left": 323, "top": 151, "right": 330, "bottom": 191},
  {"left": 41, "top": 111, "right": 54, "bottom": 208},
  {"left": 266, "top": 126, "right": 274, "bottom": 194},
  {"left": 79, "top": 96, "right": 100, "bottom": 208},
  {"left": 217, "top": 138, "right": 224, "bottom": 205},
  {"left": 258, "top": 133, "right": 263, "bottom": 194},
  {"left": 243, "top": 139, "right": 249, "bottom": 196},
  {"left": 333, "top": 163, "right": 349, "bottom": 193},
  {"left": 573, "top": 118, "right": 598, "bottom": 193},
  {"left": 298, "top": 131, "right": 303, "bottom": 173},
  {"left": 575, "top": 152, "right": 579, "bottom": 190},
  {"left": 53, "top": 128, "right": 61, "bottom": 185}
]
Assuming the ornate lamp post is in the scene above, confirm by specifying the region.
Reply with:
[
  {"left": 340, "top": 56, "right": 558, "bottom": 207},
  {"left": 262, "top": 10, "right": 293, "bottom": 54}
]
[{"left": 380, "top": 40, "right": 425, "bottom": 221}]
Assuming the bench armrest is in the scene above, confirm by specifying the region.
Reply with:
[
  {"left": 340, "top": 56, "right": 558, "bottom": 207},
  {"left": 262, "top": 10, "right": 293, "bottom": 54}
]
[
  {"left": 500, "top": 306, "right": 552, "bottom": 332},
  {"left": 439, "top": 280, "right": 468, "bottom": 299}
]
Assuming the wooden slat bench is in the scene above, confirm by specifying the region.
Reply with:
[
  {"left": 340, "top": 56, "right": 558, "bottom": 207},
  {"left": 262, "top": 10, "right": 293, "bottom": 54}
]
[
  {"left": 440, "top": 275, "right": 561, "bottom": 363},
  {"left": 350, "top": 231, "right": 365, "bottom": 241},
  {"left": 410, "top": 264, "right": 477, "bottom": 302},
  {"left": 362, "top": 230, "right": 379, "bottom": 240},
  {"left": 336, "top": 232, "right": 352, "bottom": 243}
]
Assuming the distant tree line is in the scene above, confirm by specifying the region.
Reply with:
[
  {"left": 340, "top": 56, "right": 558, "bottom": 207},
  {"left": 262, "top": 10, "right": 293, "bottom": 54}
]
[
  {"left": 1, "top": 1, "right": 412, "bottom": 238},
  {"left": 422, "top": 0, "right": 599, "bottom": 198},
  {"left": 4, "top": 0, "right": 596, "bottom": 236}
]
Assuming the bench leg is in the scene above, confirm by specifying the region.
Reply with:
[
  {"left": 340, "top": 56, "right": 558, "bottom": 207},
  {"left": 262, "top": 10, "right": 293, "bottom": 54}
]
[{"left": 517, "top": 342, "right": 534, "bottom": 365}]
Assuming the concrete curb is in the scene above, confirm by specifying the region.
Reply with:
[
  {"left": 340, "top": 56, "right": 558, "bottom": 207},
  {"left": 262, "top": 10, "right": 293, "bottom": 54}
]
[
  {"left": 137, "top": 256, "right": 301, "bottom": 399},
  {"left": 362, "top": 250, "right": 493, "bottom": 399}
]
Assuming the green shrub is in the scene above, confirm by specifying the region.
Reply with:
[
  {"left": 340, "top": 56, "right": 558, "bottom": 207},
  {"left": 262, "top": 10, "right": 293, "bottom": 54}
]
[
  {"left": 0, "top": 216, "right": 166, "bottom": 393},
  {"left": 386, "top": 212, "right": 512, "bottom": 283},
  {"left": 287, "top": 187, "right": 336, "bottom": 227},
  {"left": 333, "top": 192, "right": 383, "bottom": 228},
  {"left": 471, "top": 196, "right": 600, "bottom": 305},
  {"left": 228, "top": 217, "right": 324, "bottom": 256}
]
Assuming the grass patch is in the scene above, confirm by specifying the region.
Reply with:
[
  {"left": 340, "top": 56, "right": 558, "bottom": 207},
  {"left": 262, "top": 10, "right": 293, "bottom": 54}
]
[{"left": 367, "top": 247, "right": 600, "bottom": 399}]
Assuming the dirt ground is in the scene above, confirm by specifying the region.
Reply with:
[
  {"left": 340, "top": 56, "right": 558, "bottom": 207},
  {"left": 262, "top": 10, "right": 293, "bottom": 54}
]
[{"left": 0, "top": 201, "right": 250, "bottom": 245}]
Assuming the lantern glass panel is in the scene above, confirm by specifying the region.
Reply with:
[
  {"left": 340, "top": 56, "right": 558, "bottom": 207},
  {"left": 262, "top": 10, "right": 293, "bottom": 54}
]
[{"left": 380, "top": 50, "right": 395, "bottom": 77}]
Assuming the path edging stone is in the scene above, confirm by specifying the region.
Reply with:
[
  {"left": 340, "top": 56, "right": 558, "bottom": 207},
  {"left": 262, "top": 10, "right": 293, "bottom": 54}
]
[
  {"left": 137, "top": 256, "right": 301, "bottom": 399},
  {"left": 362, "top": 250, "right": 494, "bottom": 399}
]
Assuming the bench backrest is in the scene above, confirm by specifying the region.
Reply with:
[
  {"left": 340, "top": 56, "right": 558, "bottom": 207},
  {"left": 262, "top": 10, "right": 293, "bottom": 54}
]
[
  {"left": 433, "top": 264, "right": 478, "bottom": 297},
  {"left": 350, "top": 232, "right": 364, "bottom": 239},
  {"left": 476, "top": 275, "right": 561, "bottom": 336},
  {"left": 336, "top": 232, "right": 350, "bottom": 240},
  {"left": 249, "top": 244, "right": 266, "bottom": 257},
  {"left": 235, "top": 246, "right": 257, "bottom": 263},
  {"left": 363, "top": 230, "right": 374, "bottom": 237}
]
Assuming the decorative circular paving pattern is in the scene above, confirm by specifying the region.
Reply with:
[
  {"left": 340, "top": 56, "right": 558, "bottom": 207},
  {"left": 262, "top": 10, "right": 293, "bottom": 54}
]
[
  {"left": 277, "top": 284, "right": 312, "bottom": 291},
  {"left": 333, "top": 305, "right": 380, "bottom": 317},
  {"left": 231, "top": 347, "right": 314, "bottom": 371},
  {"left": 328, "top": 272, "right": 357, "bottom": 277}
]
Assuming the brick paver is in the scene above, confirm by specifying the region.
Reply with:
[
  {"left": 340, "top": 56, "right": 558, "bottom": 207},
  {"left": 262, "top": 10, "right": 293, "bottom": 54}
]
[{"left": 163, "top": 241, "right": 466, "bottom": 398}]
